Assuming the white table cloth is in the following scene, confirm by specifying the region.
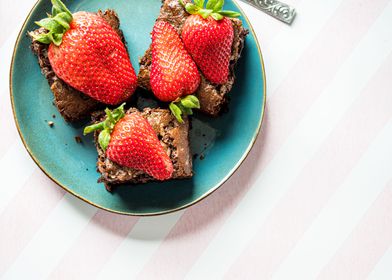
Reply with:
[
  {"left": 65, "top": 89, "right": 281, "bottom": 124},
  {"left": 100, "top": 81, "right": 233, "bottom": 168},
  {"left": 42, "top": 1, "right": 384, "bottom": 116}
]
[{"left": 1, "top": 0, "right": 392, "bottom": 279}]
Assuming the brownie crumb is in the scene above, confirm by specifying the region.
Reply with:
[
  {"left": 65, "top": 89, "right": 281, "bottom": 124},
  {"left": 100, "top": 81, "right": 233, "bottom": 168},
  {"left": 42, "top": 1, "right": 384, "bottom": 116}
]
[
  {"left": 52, "top": 114, "right": 56, "bottom": 118},
  {"left": 199, "top": 154, "right": 205, "bottom": 160},
  {"left": 75, "top": 136, "right": 83, "bottom": 143},
  {"left": 48, "top": 121, "right": 54, "bottom": 127},
  {"left": 202, "top": 134, "right": 206, "bottom": 137},
  {"left": 105, "top": 183, "right": 113, "bottom": 192},
  {"left": 193, "top": 153, "right": 198, "bottom": 159}
]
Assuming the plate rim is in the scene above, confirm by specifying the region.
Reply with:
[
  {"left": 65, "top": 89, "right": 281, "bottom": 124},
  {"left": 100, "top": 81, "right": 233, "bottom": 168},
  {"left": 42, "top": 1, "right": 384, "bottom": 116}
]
[{"left": 9, "top": 0, "right": 267, "bottom": 216}]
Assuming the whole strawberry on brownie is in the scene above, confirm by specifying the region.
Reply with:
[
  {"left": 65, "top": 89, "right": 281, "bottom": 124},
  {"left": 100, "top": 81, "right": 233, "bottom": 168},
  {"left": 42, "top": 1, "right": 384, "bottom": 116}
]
[
  {"left": 138, "top": 0, "right": 248, "bottom": 117},
  {"left": 85, "top": 104, "right": 193, "bottom": 191},
  {"left": 181, "top": 0, "right": 239, "bottom": 85},
  {"left": 150, "top": 20, "right": 201, "bottom": 123},
  {"left": 84, "top": 104, "right": 173, "bottom": 181},
  {"left": 30, "top": 0, "right": 137, "bottom": 121}
]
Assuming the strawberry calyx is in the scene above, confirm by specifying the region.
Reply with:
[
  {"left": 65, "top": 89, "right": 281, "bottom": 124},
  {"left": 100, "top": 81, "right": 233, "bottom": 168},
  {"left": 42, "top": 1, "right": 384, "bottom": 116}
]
[
  {"left": 169, "top": 95, "right": 200, "bottom": 123},
  {"left": 29, "top": 0, "right": 73, "bottom": 46},
  {"left": 83, "top": 103, "right": 126, "bottom": 151},
  {"left": 179, "top": 0, "right": 240, "bottom": 20}
]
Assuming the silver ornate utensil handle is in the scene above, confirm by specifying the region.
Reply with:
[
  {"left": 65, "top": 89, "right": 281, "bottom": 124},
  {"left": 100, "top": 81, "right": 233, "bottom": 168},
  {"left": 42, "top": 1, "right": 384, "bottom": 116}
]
[{"left": 239, "top": 0, "right": 296, "bottom": 25}]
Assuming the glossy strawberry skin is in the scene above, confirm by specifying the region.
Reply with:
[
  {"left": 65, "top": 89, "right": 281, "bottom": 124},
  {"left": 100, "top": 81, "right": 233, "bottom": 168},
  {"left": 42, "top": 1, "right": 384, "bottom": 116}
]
[
  {"left": 181, "top": 15, "right": 234, "bottom": 85},
  {"left": 48, "top": 12, "right": 137, "bottom": 105},
  {"left": 150, "top": 21, "right": 200, "bottom": 102},
  {"left": 106, "top": 112, "right": 173, "bottom": 180}
]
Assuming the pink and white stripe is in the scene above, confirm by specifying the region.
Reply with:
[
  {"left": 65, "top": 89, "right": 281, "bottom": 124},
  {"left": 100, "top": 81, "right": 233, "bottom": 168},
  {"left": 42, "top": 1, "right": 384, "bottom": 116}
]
[
  {"left": 2, "top": 0, "right": 392, "bottom": 279},
  {"left": 318, "top": 179, "right": 392, "bottom": 280}
]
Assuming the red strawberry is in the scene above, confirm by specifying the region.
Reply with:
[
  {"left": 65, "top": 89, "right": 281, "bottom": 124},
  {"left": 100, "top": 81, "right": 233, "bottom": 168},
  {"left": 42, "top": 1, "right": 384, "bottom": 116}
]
[
  {"left": 180, "top": 0, "right": 240, "bottom": 85},
  {"left": 107, "top": 113, "right": 173, "bottom": 180},
  {"left": 150, "top": 20, "right": 200, "bottom": 102},
  {"left": 182, "top": 15, "right": 233, "bottom": 84},
  {"left": 84, "top": 104, "right": 173, "bottom": 181},
  {"left": 32, "top": 0, "right": 137, "bottom": 105}
]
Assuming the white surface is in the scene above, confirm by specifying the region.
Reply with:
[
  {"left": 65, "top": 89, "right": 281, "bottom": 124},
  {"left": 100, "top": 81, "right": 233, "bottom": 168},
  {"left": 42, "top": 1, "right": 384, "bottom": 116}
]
[{"left": 1, "top": 0, "right": 392, "bottom": 279}]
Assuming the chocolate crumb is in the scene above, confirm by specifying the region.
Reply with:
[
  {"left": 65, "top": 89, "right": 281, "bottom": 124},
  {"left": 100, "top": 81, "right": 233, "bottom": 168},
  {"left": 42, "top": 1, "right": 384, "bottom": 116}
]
[
  {"left": 48, "top": 121, "right": 54, "bottom": 127},
  {"left": 105, "top": 183, "right": 113, "bottom": 192},
  {"left": 193, "top": 153, "right": 198, "bottom": 159},
  {"left": 52, "top": 114, "right": 56, "bottom": 118},
  {"left": 199, "top": 154, "right": 205, "bottom": 160},
  {"left": 75, "top": 136, "right": 82, "bottom": 143}
]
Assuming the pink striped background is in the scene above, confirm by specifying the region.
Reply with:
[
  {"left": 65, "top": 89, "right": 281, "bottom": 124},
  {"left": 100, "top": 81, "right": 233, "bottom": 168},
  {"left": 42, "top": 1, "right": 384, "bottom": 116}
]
[{"left": 2, "top": 0, "right": 392, "bottom": 279}]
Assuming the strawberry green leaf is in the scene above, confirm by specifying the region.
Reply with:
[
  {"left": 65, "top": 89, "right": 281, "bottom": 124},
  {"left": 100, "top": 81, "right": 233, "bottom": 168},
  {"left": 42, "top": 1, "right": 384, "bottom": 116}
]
[
  {"left": 52, "top": 33, "right": 63, "bottom": 46},
  {"left": 182, "top": 0, "right": 241, "bottom": 20},
  {"left": 211, "top": 0, "right": 224, "bottom": 12},
  {"left": 105, "top": 108, "right": 115, "bottom": 122},
  {"left": 185, "top": 108, "right": 193, "bottom": 115},
  {"left": 84, "top": 103, "right": 127, "bottom": 150},
  {"left": 169, "top": 95, "right": 200, "bottom": 122},
  {"left": 194, "top": 0, "right": 205, "bottom": 8},
  {"left": 112, "top": 103, "right": 126, "bottom": 120},
  {"left": 206, "top": 0, "right": 219, "bottom": 9},
  {"left": 52, "top": 5, "right": 60, "bottom": 17},
  {"left": 51, "top": 0, "right": 72, "bottom": 18},
  {"left": 45, "top": 32, "right": 55, "bottom": 43},
  {"left": 83, "top": 122, "right": 105, "bottom": 135},
  {"left": 181, "top": 95, "right": 200, "bottom": 109},
  {"left": 178, "top": 104, "right": 193, "bottom": 115},
  {"left": 211, "top": 12, "right": 223, "bottom": 20},
  {"left": 219, "top": 10, "right": 241, "bottom": 17},
  {"left": 29, "top": 31, "right": 51, "bottom": 44},
  {"left": 35, "top": 18, "right": 63, "bottom": 33},
  {"left": 52, "top": 12, "right": 72, "bottom": 29},
  {"left": 187, "top": 95, "right": 201, "bottom": 105},
  {"left": 199, "top": 8, "right": 213, "bottom": 18},
  {"left": 37, "top": 35, "right": 53, "bottom": 44},
  {"left": 169, "top": 103, "right": 184, "bottom": 123},
  {"left": 33, "top": 0, "right": 73, "bottom": 46},
  {"left": 98, "top": 129, "right": 111, "bottom": 152},
  {"left": 185, "top": 3, "right": 200, "bottom": 14},
  {"left": 104, "top": 108, "right": 116, "bottom": 129}
]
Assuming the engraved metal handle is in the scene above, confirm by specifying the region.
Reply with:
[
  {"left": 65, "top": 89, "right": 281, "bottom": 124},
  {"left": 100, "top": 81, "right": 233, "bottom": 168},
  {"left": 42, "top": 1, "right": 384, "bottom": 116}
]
[{"left": 238, "top": 0, "right": 296, "bottom": 25}]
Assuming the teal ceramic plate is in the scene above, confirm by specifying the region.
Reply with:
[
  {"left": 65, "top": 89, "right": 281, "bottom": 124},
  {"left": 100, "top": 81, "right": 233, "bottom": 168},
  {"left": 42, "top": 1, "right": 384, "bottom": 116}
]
[{"left": 10, "top": 0, "right": 266, "bottom": 216}]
